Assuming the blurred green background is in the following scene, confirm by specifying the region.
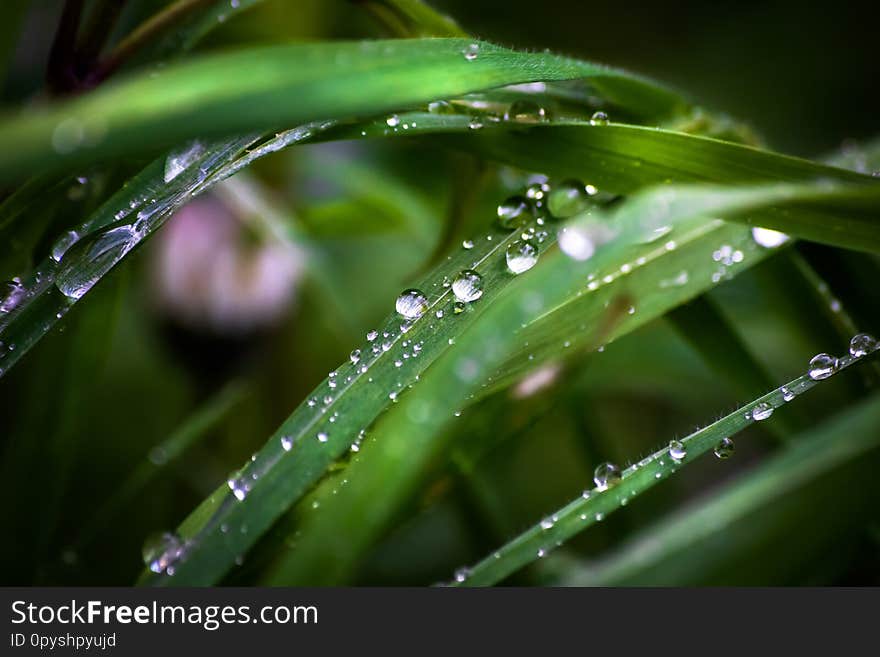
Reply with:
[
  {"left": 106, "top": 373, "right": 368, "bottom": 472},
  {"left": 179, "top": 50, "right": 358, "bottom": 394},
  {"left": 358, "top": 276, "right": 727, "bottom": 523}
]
[{"left": 1, "top": 0, "right": 878, "bottom": 586}]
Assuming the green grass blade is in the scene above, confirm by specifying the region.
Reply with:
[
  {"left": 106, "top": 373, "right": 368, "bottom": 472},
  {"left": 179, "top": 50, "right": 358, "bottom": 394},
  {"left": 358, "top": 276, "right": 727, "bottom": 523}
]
[
  {"left": 0, "top": 135, "right": 258, "bottom": 378},
  {"left": 560, "top": 391, "right": 880, "bottom": 586},
  {"left": 262, "top": 181, "right": 880, "bottom": 585},
  {"left": 310, "top": 114, "right": 880, "bottom": 251},
  {"left": 0, "top": 38, "right": 682, "bottom": 181},
  {"left": 450, "top": 349, "right": 878, "bottom": 586}
]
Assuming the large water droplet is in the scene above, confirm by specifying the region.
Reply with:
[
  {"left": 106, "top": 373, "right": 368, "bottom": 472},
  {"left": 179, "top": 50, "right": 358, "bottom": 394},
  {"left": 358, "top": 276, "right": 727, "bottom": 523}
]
[
  {"left": 506, "top": 241, "right": 538, "bottom": 274},
  {"left": 751, "top": 227, "right": 790, "bottom": 248},
  {"left": 558, "top": 226, "right": 595, "bottom": 261},
  {"left": 50, "top": 230, "right": 80, "bottom": 263},
  {"left": 395, "top": 289, "right": 429, "bottom": 320},
  {"left": 669, "top": 440, "right": 686, "bottom": 461},
  {"left": 504, "top": 99, "right": 549, "bottom": 123},
  {"left": 849, "top": 333, "right": 877, "bottom": 357},
  {"left": 593, "top": 462, "right": 621, "bottom": 491},
  {"left": 462, "top": 43, "right": 480, "bottom": 61},
  {"left": 808, "top": 353, "right": 838, "bottom": 380},
  {"left": 427, "top": 100, "right": 455, "bottom": 114},
  {"left": 751, "top": 402, "right": 774, "bottom": 421},
  {"left": 713, "top": 437, "right": 735, "bottom": 459},
  {"left": 590, "top": 111, "right": 609, "bottom": 126},
  {"left": 547, "top": 179, "right": 591, "bottom": 219},
  {"left": 143, "top": 532, "right": 184, "bottom": 574},
  {"left": 281, "top": 435, "right": 294, "bottom": 451},
  {"left": 55, "top": 225, "right": 136, "bottom": 300},
  {"left": 452, "top": 270, "right": 483, "bottom": 303},
  {"left": 497, "top": 195, "right": 532, "bottom": 229}
]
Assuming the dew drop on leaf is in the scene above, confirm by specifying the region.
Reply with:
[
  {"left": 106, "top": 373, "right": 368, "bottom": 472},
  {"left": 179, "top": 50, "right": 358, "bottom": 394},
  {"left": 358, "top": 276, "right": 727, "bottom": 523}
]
[
  {"left": 751, "top": 227, "right": 790, "bottom": 248},
  {"left": 452, "top": 270, "right": 483, "bottom": 302},
  {"left": 497, "top": 195, "right": 532, "bottom": 229},
  {"left": 669, "top": 440, "right": 686, "bottom": 461},
  {"left": 713, "top": 437, "right": 735, "bottom": 459},
  {"left": 849, "top": 333, "right": 877, "bottom": 357},
  {"left": 504, "top": 99, "right": 549, "bottom": 123},
  {"left": 547, "top": 179, "right": 591, "bottom": 218},
  {"left": 395, "top": 289, "right": 429, "bottom": 320},
  {"left": 506, "top": 241, "right": 538, "bottom": 274},
  {"left": 142, "top": 531, "right": 184, "bottom": 574},
  {"left": 808, "top": 353, "right": 838, "bottom": 380},
  {"left": 593, "top": 462, "right": 621, "bottom": 491},
  {"left": 751, "top": 402, "right": 774, "bottom": 421}
]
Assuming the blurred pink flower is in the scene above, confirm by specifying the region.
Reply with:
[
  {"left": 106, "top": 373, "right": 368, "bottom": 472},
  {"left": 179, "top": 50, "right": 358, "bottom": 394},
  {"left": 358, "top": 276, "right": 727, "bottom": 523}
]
[{"left": 151, "top": 197, "right": 305, "bottom": 335}]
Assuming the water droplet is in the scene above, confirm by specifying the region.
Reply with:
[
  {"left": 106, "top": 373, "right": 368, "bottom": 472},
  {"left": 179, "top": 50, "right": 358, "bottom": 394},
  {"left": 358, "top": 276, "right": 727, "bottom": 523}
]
[
  {"left": 350, "top": 349, "right": 361, "bottom": 364},
  {"left": 849, "top": 333, "right": 877, "bottom": 357},
  {"left": 462, "top": 43, "right": 480, "bottom": 61},
  {"left": 227, "top": 473, "right": 251, "bottom": 501},
  {"left": 504, "top": 99, "right": 549, "bottom": 123},
  {"left": 713, "top": 437, "right": 735, "bottom": 459},
  {"left": 547, "top": 179, "right": 590, "bottom": 219},
  {"left": 462, "top": 239, "right": 474, "bottom": 250},
  {"left": 50, "top": 230, "right": 80, "bottom": 263},
  {"left": 590, "top": 111, "right": 609, "bottom": 126},
  {"left": 428, "top": 100, "right": 455, "bottom": 114},
  {"left": 367, "top": 329, "right": 378, "bottom": 342},
  {"left": 540, "top": 517, "right": 555, "bottom": 530},
  {"left": 808, "top": 353, "right": 838, "bottom": 380},
  {"left": 467, "top": 118, "right": 483, "bottom": 130},
  {"left": 593, "top": 462, "right": 621, "bottom": 491},
  {"left": 497, "top": 195, "right": 532, "bottom": 229},
  {"left": 55, "top": 225, "right": 136, "bottom": 300},
  {"left": 395, "top": 288, "right": 429, "bottom": 320},
  {"left": 386, "top": 114, "right": 400, "bottom": 128},
  {"left": 0, "top": 279, "right": 26, "bottom": 313},
  {"left": 317, "top": 432, "right": 329, "bottom": 443},
  {"left": 751, "top": 227, "right": 790, "bottom": 248},
  {"left": 142, "top": 532, "right": 184, "bottom": 574},
  {"left": 781, "top": 386, "right": 795, "bottom": 402},
  {"left": 525, "top": 181, "right": 551, "bottom": 205},
  {"left": 453, "top": 301, "right": 466, "bottom": 314},
  {"left": 751, "top": 402, "right": 774, "bottom": 421},
  {"left": 454, "top": 567, "right": 471, "bottom": 583},
  {"left": 164, "top": 140, "right": 205, "bottom": 182},
  {"left": 452, "top": 270, "right": 483, "bottom": 303},
  {"left": 669, "top": 440, "right": 686, "bottom": 461},
  {"left": 558, "top": 226, "right": 595, "bottom": 261},
  {"left": 506, "top": 241, "right": 539, "bottom": 274}
]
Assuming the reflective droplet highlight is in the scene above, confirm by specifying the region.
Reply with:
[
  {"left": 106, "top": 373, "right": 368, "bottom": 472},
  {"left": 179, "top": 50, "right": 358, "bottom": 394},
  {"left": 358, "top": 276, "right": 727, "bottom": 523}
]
[
  {"left": 593, "top": 462, "right": 621, "bottom": 491},
  {"left": 506, "top": 241, "right": 538, "bottom": 274},
  {"left": 452, "top": 270, "right": 483, "bottom": 303},
  {"left": 714, "top": 437, "right": 735, "bottom": 459},
  {"left": 808, "top": 353, "right": 838, "bottom": 380},
  {"left": 395, "top": 288, "right": 429, "bottom": 320}
]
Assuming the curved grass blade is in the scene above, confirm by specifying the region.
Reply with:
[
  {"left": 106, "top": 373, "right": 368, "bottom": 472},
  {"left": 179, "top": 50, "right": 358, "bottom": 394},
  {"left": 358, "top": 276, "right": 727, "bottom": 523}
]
[
  {"left": 262, "top": 181, "right": 880, "bottom": 585},
  {"left": 559, "top": 391, "right": 880, "bottom": 586},
  {"left": 0, "top": 135, "right": 259, "bottom": 377},
  {"left": 319, "top": 113, "right": 880, "bottom": 251},
  {"left": 0, "top": 38, "right": 683, "bottom": 181}
]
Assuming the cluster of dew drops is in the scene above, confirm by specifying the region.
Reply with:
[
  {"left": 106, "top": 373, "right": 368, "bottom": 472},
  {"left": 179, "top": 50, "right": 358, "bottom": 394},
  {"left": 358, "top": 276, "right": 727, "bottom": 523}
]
[
  {"left": 140, "top": 177, "right": 600, "bottom": 578},
  {"left": 450, "top": 330, "right": 878, "bottom": 584}
]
